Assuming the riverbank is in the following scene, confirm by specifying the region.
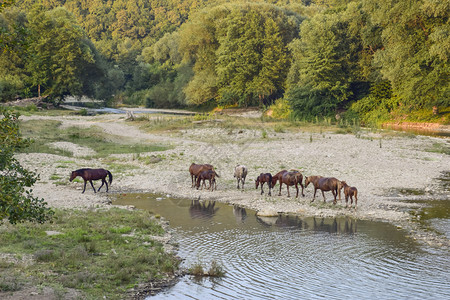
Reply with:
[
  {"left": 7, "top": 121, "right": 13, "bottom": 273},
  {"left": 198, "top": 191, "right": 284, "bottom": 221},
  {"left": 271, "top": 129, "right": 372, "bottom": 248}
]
[{"left": 14, "top": 112, "right": 449, "bottom": 249}]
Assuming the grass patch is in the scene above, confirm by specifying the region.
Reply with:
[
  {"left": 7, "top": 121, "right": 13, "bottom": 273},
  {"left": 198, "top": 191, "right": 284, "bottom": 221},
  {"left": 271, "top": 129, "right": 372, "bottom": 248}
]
[
  {"left": 425, "top": 142, "right": 450, "bottom": 155},
  {"left": 188, "top": 260, "right": 225, "bottom": 277},
  {"left": 0, "top": 208, "right": 180, "bottom": 299},
  {"left": 19, "top": 120, "right": 170, "bottom": 157}
]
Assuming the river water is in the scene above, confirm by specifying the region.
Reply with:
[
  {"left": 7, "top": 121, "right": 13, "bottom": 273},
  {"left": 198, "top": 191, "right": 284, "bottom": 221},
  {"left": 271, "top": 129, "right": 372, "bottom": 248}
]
[{"left": 113, "top": 194, "right": 449, "bottom": 300}]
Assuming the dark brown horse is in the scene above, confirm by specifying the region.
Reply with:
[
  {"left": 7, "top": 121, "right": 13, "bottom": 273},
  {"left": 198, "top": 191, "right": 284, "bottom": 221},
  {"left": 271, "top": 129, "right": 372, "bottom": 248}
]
[
  {"left": 196, "top": 169, "right": 220, "bottom": 191},
  {"left": 69, "top": 168, "right": 113, "bottom": 193},
  {"left": 341, "top": 181, "right": 358, "bottom": 208},
  {"left": 189, "top": 163, "right": 214, "bottom": 188},
  {"left": 308, "top": 177, "right": 342, "bottom": 204},
  {"left": 255, "top": 173, "right": 273, "bottom": 196},
  {"left": 278, "top": 170, "right": 304, "bottom": 198}
]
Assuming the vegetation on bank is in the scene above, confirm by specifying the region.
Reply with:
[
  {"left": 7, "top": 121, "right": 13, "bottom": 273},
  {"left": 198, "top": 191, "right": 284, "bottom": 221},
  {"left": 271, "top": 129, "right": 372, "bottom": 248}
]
[
  {"left": 0, "top": 208, "right": 180, "bottom": 299},
  {"left": 1, "top": 0, "right": 448, "bottom": 124}
]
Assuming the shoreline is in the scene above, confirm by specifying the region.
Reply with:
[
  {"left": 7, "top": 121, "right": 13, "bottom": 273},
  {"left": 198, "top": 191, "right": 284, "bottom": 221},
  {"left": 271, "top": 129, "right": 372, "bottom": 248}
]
[{"left": 17, "top": 113, "right": 450, "bottom": 250}]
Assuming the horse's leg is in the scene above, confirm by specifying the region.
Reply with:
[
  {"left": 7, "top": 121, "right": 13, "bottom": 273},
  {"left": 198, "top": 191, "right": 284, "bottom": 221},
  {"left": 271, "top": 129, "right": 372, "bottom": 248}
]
[
  {"left": 278, "top": 180, "right": 283, "bottom": 196},
  {"left": 82, "top": 180, "right": 87, "bottom": 193},
  {"left": 321, "top": 190, "right": 326, "bottom": 202},
  {"left": 90, "top": 180, "right": 96, "bottom": 193},
  {"left": 300, "top": 181, "right": 305, "bottom": 197},
  {"left": 312, "top": 188, "right": 317, "bottom": 202},
  {"left": 98, "top": 179, "right": 105, "bottom": 192},
  {"left": 287, "top": 185, "right": 290, "bottom": 197},
  {"left": 332, "top": 189, "right": 337, "bottom": 204},
  {"left": 242, "top": 178, "right": 245, "bottom": 190},
  {"left": 237, "top": 178, "right": 240, "bottom": 189},
  {"left": 295, "top": 183, "right": 299, "bottom": 198},
  {"left": 260, "top": 182, "right": 264, "bottom": 195}
]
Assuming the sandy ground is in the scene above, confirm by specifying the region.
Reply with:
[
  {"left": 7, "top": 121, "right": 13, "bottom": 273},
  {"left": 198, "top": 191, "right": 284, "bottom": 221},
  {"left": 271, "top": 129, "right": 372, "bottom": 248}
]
[{"left": 17, "top": 112, "right": 450, "bottom": 248}]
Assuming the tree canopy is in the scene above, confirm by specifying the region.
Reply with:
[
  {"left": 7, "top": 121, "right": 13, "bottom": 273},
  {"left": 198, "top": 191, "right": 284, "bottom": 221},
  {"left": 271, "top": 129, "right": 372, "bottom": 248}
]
[{"left": 0, "top": 0, "right": 448, "bottom": 121}]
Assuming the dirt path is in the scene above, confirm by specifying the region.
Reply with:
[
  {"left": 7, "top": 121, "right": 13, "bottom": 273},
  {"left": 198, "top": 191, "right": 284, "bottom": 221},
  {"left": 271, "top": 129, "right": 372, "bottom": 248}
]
[{"left": 17, "top": 113, "right": 450, "bottom": 247}]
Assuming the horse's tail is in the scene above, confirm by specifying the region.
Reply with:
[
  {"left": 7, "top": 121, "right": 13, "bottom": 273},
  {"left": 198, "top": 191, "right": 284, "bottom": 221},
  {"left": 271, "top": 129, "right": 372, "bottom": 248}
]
[
  {"left": 214, "top": 171, "right": 220, "bottom": 178},
  {"left": 107, "top": 170, "right": 113, "bottom": 185}
]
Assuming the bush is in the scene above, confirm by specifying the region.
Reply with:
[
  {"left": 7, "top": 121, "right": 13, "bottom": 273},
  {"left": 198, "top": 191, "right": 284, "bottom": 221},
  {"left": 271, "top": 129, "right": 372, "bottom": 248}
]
[
  {"left": 269, "top": 98, "right": 292, "bottom": 119},
  {"left": 287, "top": 85, "right": 338, "bottom": 121}
]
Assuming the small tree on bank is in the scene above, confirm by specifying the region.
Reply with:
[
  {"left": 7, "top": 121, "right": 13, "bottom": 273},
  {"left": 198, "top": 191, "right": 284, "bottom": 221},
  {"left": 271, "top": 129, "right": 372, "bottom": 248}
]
[{"left": 0, "top": 107, "right": 53, "bottom": 224}]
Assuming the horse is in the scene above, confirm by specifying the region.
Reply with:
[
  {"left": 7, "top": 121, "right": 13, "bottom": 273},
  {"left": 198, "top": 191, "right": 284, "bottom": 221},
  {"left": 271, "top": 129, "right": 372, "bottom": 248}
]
[
  {"left": 309, "top": 177, "right": 342, "bottom": 204},
  {"left": 234, "top": 165, "right": 248, "bottom": 189},
  {"left": 189, "top": 163, "right": 214, "bottom": 188},
  {"left": 271, "top": 170, "right": 288, "bottom": 188},
  {"left": 278, "top": 170, "right": 304, "bottom": 198},
  {"left": 196, "top": 169, "right": 219, "bottom": 191},
  {"left": 255, "top": 173, "right": 273, "bottom": 196},
  {"left": 305, "top": 175, "right": 323, "bottom": 197},
  {"left": 69, "top": 168, "right": 113, "bottom": 193},
  {"left": 341, "top": 181, "right": 358, "bottom": 208}
]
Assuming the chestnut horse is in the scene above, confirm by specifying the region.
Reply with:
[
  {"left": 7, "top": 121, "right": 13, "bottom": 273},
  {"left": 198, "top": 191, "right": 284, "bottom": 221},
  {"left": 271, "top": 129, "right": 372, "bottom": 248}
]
[
  {"left": 307, "top": 177, "right": 342, "bottom": 204},
  {"left": 271, "top": 170, "right": 287, "bottom": 188},
  {"left": 234, "top": 165, "right": 248, "bottom": 189},
  {"left": 305, "top": 175, "right": 323, "bottom": 197},
  {"left": 69, "top": 168, "right": 112, "bottom": 193},
  {"left": 189, "top": 163, "right": 214, "bottom": 187},
  {"left": 255, "top": 173, "right": 273, "bottom": 196},
  {"left": 278, "top": 170, "right": 304, "bottom": 198},
  {"left": 341, "top": 181, "right": 358, "bottom": 208},
  {"left": 196, "top": 169, "right": 219, "bottom": 191}
]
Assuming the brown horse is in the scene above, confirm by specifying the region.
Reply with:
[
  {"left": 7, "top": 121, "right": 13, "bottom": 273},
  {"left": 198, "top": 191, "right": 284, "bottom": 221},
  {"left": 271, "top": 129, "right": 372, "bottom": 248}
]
[
  {"left": 255, "top": 173, "right": 273, "bottom": 196},
  {"left": 305, "top": 175, "right": 323, "bottom": 195},
  {"left": 196, "top": 169, "right": 219, "bottom": 191},
  {"left": 341, "top": 181, "right": 358, "bottom": 208},
  {"left": 278, "top": 170, "right": 304, "bottom": 198},
  {"left": 309, "top": 177, "right": 342, "bottom": 204},
  {"left": 271, "top": 170, "right": 287, "bottom": 188},
  {"left": 189, "top": 163, "right": 214, "bottom": 187},
  {"left": 69, "top": 168, "right": 113, "bottom": 193}
]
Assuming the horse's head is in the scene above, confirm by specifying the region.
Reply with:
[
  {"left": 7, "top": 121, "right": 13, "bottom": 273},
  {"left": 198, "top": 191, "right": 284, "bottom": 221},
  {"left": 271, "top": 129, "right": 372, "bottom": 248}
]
[
  {"left": 255, "top": 177, "right": 259, "bottom": 189},
  {"left": 305, "top": 176, "right": 310, "bottom": 187},
  {"left": 69, "top": 171, "right": 77, "bottom": 182},
  {"left": 340, "top": 181, "right": 348, "bottom": 188}
]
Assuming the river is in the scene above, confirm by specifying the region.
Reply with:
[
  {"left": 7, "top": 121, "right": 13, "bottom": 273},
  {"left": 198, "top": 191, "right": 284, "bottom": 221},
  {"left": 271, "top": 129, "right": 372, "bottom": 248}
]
[{"left": 113, "top": 194, "right": 449, "bottom": 300}]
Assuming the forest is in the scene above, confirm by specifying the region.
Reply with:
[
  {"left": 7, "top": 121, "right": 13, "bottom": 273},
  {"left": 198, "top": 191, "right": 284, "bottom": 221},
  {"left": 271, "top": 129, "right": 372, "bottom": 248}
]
[{"left": 0, "top": 0, "right": 449, "bottom": 124}]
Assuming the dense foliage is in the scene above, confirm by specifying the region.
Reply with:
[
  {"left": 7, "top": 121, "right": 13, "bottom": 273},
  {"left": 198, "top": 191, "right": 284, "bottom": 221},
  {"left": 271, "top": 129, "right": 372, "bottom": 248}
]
[
  {"left": 1, "top": 0, "right": 448, "bottom": 122},
  {"left": 0, "top": 107, "right": 54, "bottom": 224}
]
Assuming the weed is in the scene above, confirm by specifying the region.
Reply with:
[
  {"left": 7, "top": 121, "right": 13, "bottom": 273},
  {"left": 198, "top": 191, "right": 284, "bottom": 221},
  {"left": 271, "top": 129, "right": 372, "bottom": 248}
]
[{"left": 261, "top": 130, "right": 267, "bottom": 139}]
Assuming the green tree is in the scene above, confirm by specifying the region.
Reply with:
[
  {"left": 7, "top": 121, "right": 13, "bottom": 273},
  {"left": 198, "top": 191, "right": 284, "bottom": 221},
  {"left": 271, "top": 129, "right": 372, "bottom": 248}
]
[
  {"left": 25, "top": 6, "right": 99, "bottom": 102},
  {"left": 364, "top": 0, "right": 450, "bottom": 108},
  {"left": 0, "top": 108, "right": 54, "bottom": 224}
]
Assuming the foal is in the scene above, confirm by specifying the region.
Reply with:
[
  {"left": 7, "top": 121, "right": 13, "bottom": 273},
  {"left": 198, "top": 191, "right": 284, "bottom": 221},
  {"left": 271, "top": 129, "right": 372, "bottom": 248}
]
[
  {"left": 196, "top": 170, "right": 219, "bottom": 191},
  {"left": 255, "top": 173, "right": 273, "bottom": 196},
  {"left": 341, "top": 181, "right": 358, "bottom": 208}
]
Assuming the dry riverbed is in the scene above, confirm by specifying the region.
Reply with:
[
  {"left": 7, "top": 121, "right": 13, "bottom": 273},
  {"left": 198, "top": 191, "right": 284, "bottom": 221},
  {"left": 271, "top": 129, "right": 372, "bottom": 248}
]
[{"left": 17, "top": 111, "right": 450, "bottom": 250}]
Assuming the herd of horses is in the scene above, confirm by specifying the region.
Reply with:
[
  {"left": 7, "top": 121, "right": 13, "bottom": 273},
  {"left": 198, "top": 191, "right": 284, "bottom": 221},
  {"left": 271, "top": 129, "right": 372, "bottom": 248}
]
[
  {"left": 68, "top": 164, "right": 358, "bottom": 208},
  {"left": 190, "top": 163, "right": 358, "bottom": 208}
]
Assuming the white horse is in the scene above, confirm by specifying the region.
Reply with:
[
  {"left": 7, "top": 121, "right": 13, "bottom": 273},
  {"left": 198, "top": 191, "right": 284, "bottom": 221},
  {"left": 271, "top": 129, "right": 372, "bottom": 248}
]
[{"left": 234, "top": 165, "right": 248, "bottom": 189}]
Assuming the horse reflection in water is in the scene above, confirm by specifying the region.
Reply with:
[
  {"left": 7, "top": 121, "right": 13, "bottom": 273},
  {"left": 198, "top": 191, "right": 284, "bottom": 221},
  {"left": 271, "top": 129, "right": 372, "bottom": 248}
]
[
  {"left": 189, "top": 199, "right": 219, "bottom": 220},
  {"left": 256, "top": 214, "right": 357, "bottom": 234},
  {"left": 233, "top": 205, "right": 247, "bottom": 223}
]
